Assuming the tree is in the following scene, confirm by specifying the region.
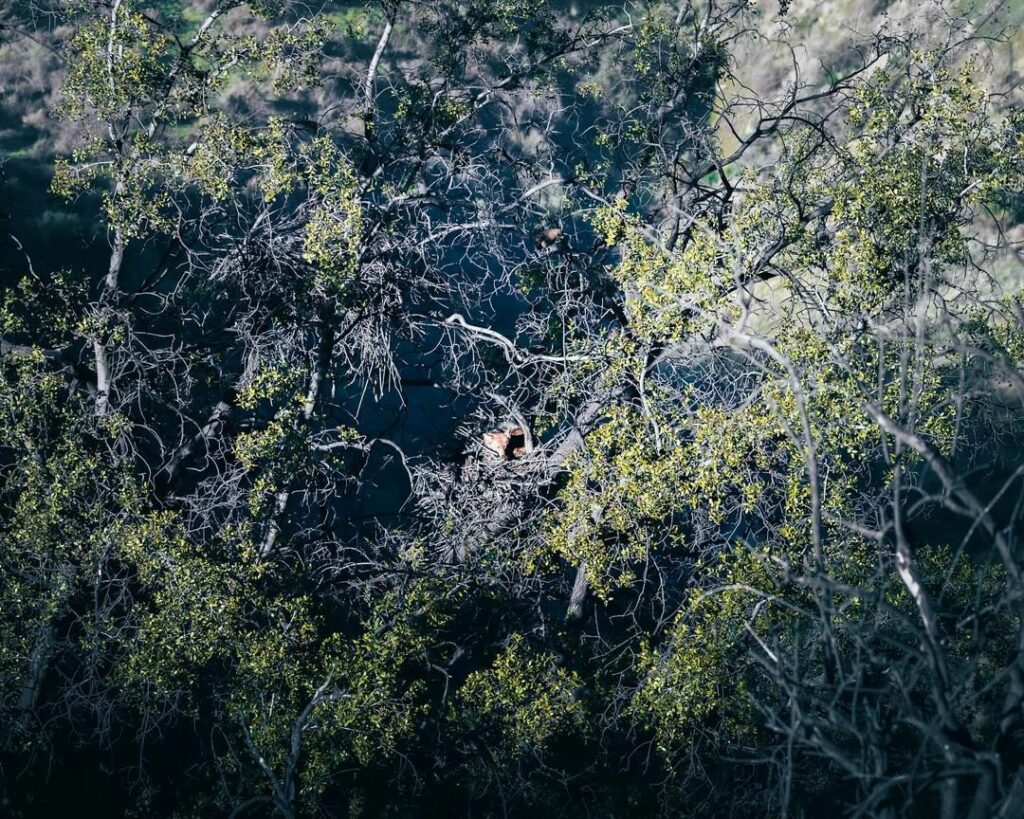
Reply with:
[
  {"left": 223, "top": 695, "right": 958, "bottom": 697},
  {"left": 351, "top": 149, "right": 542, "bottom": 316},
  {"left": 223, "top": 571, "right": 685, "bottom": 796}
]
[{"left": 2, "top": 0, "right": 1024, "bottom": 816}]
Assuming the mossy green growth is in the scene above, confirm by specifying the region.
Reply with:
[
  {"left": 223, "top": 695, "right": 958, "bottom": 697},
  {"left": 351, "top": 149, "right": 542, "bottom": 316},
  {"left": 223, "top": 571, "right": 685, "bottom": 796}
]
[
  {"left": 629, "top": 549, "right": 773, "bottom": 753},
  {"left": 301, "top": 135, "right": 363, "bottom": 294},
  {"left": 456, "top": 634, "right": 584, "bottom": 753}
]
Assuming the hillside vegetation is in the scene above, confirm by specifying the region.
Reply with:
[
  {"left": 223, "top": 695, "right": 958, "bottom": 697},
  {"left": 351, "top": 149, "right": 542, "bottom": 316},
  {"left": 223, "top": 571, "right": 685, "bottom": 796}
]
[{"left": 2, "top": 1, "right": 1024, "bottom": 816}]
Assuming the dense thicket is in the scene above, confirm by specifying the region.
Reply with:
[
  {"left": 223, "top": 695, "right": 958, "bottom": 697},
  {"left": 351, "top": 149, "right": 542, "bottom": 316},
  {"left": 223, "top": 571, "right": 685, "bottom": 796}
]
[{"left": 3, "top": 0, "right": 1024, "bottom": 816}]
